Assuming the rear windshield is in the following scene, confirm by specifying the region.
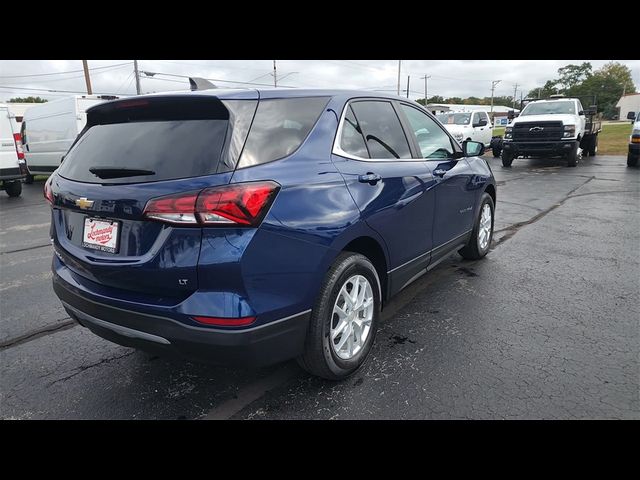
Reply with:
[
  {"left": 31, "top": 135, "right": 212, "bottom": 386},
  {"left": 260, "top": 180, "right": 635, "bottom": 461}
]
[
  {"left": 57, "top": 119, "right": 228, "bottom": 184},
  {"left": 436, "top": 113, "right": 471, "bottom": 125}
]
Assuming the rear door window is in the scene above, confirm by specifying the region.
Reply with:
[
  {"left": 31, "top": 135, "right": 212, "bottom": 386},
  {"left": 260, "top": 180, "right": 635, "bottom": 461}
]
[
  {"left": 339, "top": 105, "right": 370, "bottom": 158},
  {"left": 237, "top": 97, "right": 329, "bottom": 168},
  {"left": 58, "top": 119, "right": 228, "bottom": 184},
  {"left": 349, "top": 101, "right": 412, "bottom": 159}
]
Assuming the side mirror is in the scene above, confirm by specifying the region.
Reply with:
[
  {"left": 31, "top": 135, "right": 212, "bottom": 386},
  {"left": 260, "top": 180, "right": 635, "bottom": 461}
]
[
  {"left": 507, "top": 110, "right": 515, "bottom": 120},
  {"left": 627, "top": 111, "right": 637, "bottom": 120},
  {"left": 578, "top": 110, "right": 584, "bottom": 116},
  {"left": 463, "top": 140, "right": 484, "bottom": 157},
  {"left": 474, "top": 118, "right": 488, "bottom": 127}
]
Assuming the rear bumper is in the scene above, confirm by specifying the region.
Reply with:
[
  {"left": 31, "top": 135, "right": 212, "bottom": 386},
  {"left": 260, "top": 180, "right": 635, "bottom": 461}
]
[
  {"left": 0, "top": 167, "right": 26, "bottom": 181},
  {"left": 502, "top": 139, "right": 577, "bottom": 156},
  {"left": 629, "top": 143, "right": 640, "bottom": 157},
  {"left": 53, "top": 265, "right": 311, "bottom": 368}
]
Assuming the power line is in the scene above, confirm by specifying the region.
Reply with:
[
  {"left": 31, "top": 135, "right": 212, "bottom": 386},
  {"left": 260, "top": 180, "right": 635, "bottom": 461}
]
[
  {"left": 140, "top": 70, "right": 297, "bottom": 88},
  {"left": 0, "top": 62, "right": 133, "bottom": 79},
  {"left": 0, "top": 85, "right": 126, "bottom": 96},
  {"left": 2, "top": 63, "right": 132, "bottom": 85}
]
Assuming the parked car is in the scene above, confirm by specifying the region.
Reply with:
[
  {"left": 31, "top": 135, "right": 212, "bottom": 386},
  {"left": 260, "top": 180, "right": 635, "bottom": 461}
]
[
  {"left": 627, "top": 111, "right": 639, "bottom": 167},
  {"left": 435, "top": 110, "right": 493, "bottom": 147},
  {"left": 500, "top": 96, "right": 601, "bottom": 167},
  {"left": 21, "top": 95, "right": 118, "bottom": 183},
  {"left": 49, "top": 89, "right": 497, "bottom": 380},
  {"left": 0, "top": 103, "right": 27, "bottom": 197}
]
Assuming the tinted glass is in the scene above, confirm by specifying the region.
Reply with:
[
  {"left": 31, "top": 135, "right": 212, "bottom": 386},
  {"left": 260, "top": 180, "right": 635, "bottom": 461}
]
[
  {"left": 350, "top": 101, "right": 411, "bottom": 159},
  {"left": 478, "top": 112, "right": 489, "bottom": 123},
  {"left": 400, "top": 104, "right": 455, "bottom": 159},
  {"left": 340, "top": 105, "right": 369, "bottom": 158},
  {"left": 58, "top": 120, "right": 227, "bottom": 184},
  {"left": 238, "top": 97, "right": 329, "bottom": 168},
  {"left": 436, "top": 112, "right": 471, "bottom": 125},
  {"left": 521, "top": 101, "right": 576, "bottom": 116}
]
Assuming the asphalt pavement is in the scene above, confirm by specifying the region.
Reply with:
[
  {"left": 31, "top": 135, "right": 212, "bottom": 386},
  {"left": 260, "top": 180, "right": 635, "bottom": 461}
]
[{"left": 1, "top": 154, "right": 638, "bottom": 419}]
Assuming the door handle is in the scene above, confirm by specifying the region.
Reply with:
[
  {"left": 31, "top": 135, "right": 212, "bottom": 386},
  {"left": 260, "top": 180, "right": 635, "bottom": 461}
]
[
  {"left": 358, "top": 172, "right": 382, "bottom": 185},
  {"left": 433, "top": 168, "right": 447, "bottom": 177}
]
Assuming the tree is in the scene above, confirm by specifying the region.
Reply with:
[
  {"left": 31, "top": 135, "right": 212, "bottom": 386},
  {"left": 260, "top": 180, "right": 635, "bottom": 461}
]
[
  {"left": 8, "top": 96, "right": 48, "bottom": 103},
  {"left": 557, "top": 62, "right": 592, "bottom": 90},
  {"left": 571, "top": 62, "right": 636, "bottom": 118}
]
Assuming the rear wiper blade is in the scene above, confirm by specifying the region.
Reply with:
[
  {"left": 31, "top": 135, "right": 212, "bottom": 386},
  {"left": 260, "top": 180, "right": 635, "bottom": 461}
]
[{"left": 89, "top": 167, "right": 155, "bottom": 179}]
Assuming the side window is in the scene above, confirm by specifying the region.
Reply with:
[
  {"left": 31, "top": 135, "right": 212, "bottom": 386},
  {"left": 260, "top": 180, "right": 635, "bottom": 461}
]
[
  {"left": 400, "top": 104, "right": 455, "bottom": 159},
  {"left": 472, "top": 112, "right": 480, "bottom": 125},
  {"left": 238, "top": 97, "right": 329, "bottom": 168},
  {"left": 340, "top": 105, "right": 369, "bottom": 158},
  {"left": 577, "top": 100, "right": 584, "bottom": 113},
  {"left": 478, "top": 112, "right": 488, "bottom": 124},
  {"left": 349, "top": 101, "right": 412, "bottom": 159}
]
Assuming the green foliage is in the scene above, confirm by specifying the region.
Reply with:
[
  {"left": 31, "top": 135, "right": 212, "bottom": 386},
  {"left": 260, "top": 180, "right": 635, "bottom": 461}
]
[{"left": 8, "top": 96, "right": 48, "bottom": 103}]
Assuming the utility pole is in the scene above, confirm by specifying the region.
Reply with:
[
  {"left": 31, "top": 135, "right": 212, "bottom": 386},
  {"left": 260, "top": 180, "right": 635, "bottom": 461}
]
[
  {"left": 512, "top": 83, "right": 519, "bottom": 108},
  {"left": 134, "top": 60, "right": 141, "bottom": 95},
  {"left": 421, "top": 74, "right": 431, "bottom": 107},
  {"left": 82, "top": 60, "right": 92, "bottom": 95},
  {"left": 406, "top": 75, "right": 410, "bottom": 98},
  {"left": 397, "top": 60, "right": 402, "bottom": 96},
  {"left": 273, "top": 60, "right": 277, "bottom": 88},
  {"left": 490, "top": 80, "right": 501, "bottom": 116}
]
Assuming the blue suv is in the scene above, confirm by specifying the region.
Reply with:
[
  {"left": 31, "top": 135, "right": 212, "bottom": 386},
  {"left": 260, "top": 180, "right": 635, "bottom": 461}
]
[{"left": 48, "top": 89, "right": 496, "bottom": 380}]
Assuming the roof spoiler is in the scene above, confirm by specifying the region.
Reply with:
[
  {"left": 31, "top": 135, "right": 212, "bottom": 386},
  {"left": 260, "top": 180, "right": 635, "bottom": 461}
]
[{"left": 189, "top": 77, "right": 217, "bottom": 91}]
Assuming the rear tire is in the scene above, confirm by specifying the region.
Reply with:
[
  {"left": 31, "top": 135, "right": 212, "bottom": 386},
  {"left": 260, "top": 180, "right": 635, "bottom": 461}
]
[
  {"left": 501, "top": 150, "right": 514, "bottom": 167},
  {"left": 459, "top": 192, "right": 494, "bottom": 260},
  {"left": 24, "top": 174, "right": 34, "bottom": 184},
  {"left": 5, "top": 181, "right": 22, "bottom": 197},
  {"left": 587, "top": 135, "right": 598, "bottom": 156},
  {"left": 492, "top": 146, "right": 502, "bottom": 158},
  {"left": 297, "top": 252, "right": 381, "bottom": 380}
]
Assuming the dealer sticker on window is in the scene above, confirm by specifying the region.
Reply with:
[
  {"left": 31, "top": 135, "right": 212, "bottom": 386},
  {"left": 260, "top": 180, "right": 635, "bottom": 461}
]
[{"left": 82, "top": 217, "right": 119, "bottom": 254}]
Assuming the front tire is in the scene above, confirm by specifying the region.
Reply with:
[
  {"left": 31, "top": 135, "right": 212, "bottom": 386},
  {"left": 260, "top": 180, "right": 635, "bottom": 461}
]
[
  {"left": 567, "top": 142, "right": 579, "bottom": 167},
  {"left": 628, "top": 154, "right": 639, "bottom": 167},
  {"left": 459, "top": 192, "right": 494, "bottom": 260},
  {"left": 501, "top": 150, "right": 514, "bottom": 167},
  {"left": 5, "top": 181, "right": 22, "bottom": 197},
  {"left": 297, "top": 252, "right": 381, "bottom": 380}
]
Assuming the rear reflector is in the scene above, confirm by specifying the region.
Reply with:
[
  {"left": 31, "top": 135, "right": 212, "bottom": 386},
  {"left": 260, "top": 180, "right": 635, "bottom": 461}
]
[
  {"left": 143, "top": 181, "right": 280, "bottom": 227},
  {"left": 192, "top": 316, "right": 256, "bottom": 327},
  {"left": 13, "top": 133, "right": 24, "bottom": 160}
]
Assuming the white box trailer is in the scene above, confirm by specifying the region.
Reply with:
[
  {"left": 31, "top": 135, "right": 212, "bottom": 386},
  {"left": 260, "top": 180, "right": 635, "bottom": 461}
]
[{"left": 21, "top": 95, "right": 118, "bottom": 180}]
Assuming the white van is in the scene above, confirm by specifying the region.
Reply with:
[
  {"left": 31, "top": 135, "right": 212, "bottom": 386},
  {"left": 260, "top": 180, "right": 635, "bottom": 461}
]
[
  {"left": 21, "top": 95, "right": 118, "bottom": 182},
  {"left": 435, "top": 110, "right": 493, "bottom": 147},
  {"left": 0, "top": 104, "right": 27, "bottom": 197}
]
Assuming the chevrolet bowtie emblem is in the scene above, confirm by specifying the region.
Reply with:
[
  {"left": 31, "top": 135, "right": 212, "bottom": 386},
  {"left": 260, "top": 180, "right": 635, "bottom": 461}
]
[
  {"left": 529, "top": 126, "right": 544, "bottom": 132},
  {"left": 75, "top": 197, "right": 94, "bottom": 209}
]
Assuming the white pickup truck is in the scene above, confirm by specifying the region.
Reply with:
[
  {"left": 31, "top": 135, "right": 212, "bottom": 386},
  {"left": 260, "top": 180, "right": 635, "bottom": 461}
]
[
  {"left": 500, "top": 97, "right": 601, "bottom": 168},
  {"left": 435, "top": 110, "right": 492, "bottom": 147}
]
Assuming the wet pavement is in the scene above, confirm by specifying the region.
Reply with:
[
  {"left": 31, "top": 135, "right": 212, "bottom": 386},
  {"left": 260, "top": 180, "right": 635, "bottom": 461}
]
[{"left": 1, "top": 154, "right": 638, "bottom": 419}]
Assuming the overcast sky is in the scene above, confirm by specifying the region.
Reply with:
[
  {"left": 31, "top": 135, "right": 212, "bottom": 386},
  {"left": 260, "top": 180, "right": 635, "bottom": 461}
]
[{"left": 1, "top": 60, "right": 639, "bottom": 104}]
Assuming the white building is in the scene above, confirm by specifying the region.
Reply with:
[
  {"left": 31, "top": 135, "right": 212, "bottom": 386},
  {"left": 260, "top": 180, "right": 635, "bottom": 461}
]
[{"left": 616, "top": 93, "right": 640, "bottom": 121}]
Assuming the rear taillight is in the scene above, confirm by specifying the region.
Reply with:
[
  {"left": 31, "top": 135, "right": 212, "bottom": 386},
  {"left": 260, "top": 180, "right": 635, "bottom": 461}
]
[
  {"left": 13, "top": 133, "right": 24, "bottom": 160},
  {"left": 44, "top": 176, "right": 54, "bottom": 205},
  {"left": 143, "top": 181, "right": 280, "bottom": 227}
]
